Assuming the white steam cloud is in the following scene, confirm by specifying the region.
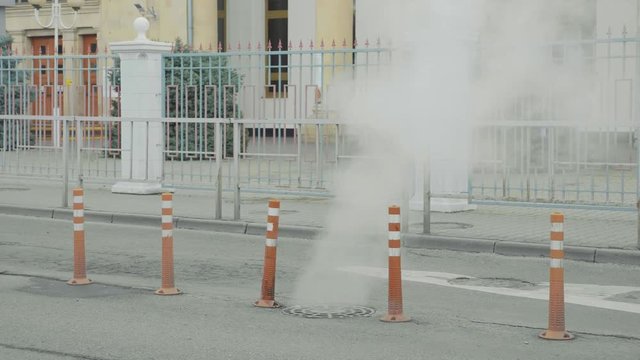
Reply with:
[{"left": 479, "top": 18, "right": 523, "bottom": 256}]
[{"left": 292, "top": 0, "right": 599, "bottom": 305}]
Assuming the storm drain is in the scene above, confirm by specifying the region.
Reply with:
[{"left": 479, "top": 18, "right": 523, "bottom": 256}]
[
  {"left": 282, "top": 305, "right": 376, "bottom": 319},
  {"left": 448, "top": 277, "right": 540, "bottom": 289}
]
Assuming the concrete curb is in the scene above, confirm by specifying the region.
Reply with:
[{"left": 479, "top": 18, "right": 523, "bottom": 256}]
[
  {"left": 401, "top": 232, "right": 636, "bottom": 266},
  {"left": 177, "top": 218, "right": 247, "bottom": 234},
  {"left": 0, "top": 204, "right": 638, "bottom": 266},
  {"left": 0, "top": 205, "right": 53, "bottom": 219},
  {"left": 594, "top": 248, "right": 640, "bottom": 266},
  {"left": 404, "top": 234, "right": 496, "bottom": 253},
  {"left": 245, "top": 222, "right": 320, "bottom": 239}
]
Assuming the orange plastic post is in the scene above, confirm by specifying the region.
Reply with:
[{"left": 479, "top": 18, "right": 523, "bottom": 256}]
[
  {"left": 68, "top": 188, "right": 92, "bottom": 285},
  {"left": 255, "top": 199, "right": 281, "bottom": 308},
  {"left": 539, "top": 212, "right": 573, "bottom": 340},
  {"left": 155, "top": 193, "right": 181, "bottom": 295},
  {"left": 381, "top": 205, "right": 410, "bottom": 322}
]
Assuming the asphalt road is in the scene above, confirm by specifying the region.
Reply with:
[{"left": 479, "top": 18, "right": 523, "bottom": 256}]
[{"left": 0, "top": 214, "right": 639, "bottom": 360}]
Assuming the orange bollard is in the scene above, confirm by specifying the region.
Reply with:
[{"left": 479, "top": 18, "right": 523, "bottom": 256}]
[
  {"left": 381, "top": 205, "right": 410, "bottom": 322},
  {"left": 155, "top": 192, "right": 181, "bottom": 296},
  {"left": 539, "top": 212, "right": 574, "bottom": 340},
  {"left": 255, "top": 199, "right": 281, "bottom": 308},
  {"left": 68, "top": 188, "right": 92, "bottom": 285}
]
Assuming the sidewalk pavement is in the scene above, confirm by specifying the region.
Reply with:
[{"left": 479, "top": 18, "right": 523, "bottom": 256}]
[{"left": 0, "top": 177, "right": 639, "bottom": 265}]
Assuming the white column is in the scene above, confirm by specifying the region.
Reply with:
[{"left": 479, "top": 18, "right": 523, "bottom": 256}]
[
  {"left": 409, "top": 0, "right": 478, "bottom": 213},
  {"left": 110, "top": 17, "right": 172, "bottom": 194}
]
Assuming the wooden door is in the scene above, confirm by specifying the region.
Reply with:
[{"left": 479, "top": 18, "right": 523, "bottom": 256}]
[
  {"left": 30, "top": 36, "right": 63, "bottom": 139},
  {"left": 31, "top": 36, "right": 63, "bottom": 116},
  {"left": 82, "top": 34, "right": 98, "bottom": 117}
]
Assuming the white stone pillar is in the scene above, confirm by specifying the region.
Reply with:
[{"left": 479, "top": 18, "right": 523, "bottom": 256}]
[
  {"left": 110, "top": 17, "right": 172, "bottom": 195},
  {"left": 409, "top": 0, "right": 479, "bottom": 213}
]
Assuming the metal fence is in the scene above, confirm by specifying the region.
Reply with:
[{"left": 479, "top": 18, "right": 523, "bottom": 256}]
[
  {"left": 471, "top": 31, "right": 640, "bottom": 209},
  {"left": 0, "top": 37, "right": 639, "bottom": 212}
]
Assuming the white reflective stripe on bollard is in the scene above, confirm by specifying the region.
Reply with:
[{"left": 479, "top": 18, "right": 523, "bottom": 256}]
[
  {"left": 551, "top": 222, "right": 563, "bottom": 233},
  {"left": 265, "top": 238, "right": 277, "bottom": 247},
  {"left": 388, "top": 215, "right": 400, "bottom": 224},
  {"left": 73, "top": 223, "right": 84, "bottom": 231},
  {"left": 162, "top": 201, "right": 172, "bottom": 209},
  {"left": 550, "top": 258, "right": 563, "bottom": 268},
  {"left": 268, "top": 207, "right": 279, "bottom": 217},
  {"left": 550, "top": 241, "right": 564, "bottom": 250},
  {"left": 388, "top": 248, "right": 401, "bottom": 257},
  {"left": 161, "top": 215, "right": 172, "bottom": 224},
  {"left": 267, "top": 223, "right": 274, "bottom": 232},
  {"left": 162, "top": 229, "right": 172, "bottom": 237},
  {"left": 388, "top": 231, "right": 400, "bottom": 240},
  {"left": 73, "top": 210, "right": 83, "bottom": 217},
  {"left": 73, "top": 196, "right": 83, "bottom": 204}
]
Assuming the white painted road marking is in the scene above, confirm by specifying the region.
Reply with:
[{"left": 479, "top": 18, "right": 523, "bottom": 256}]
[{"left": 340, "top": 266, "right": 640, "bottom": 315}]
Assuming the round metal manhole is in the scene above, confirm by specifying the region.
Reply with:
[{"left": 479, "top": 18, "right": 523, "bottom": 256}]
[
  {"left": 282, "top": 305, "right": 376, "bottom": 319},
  {"left": 448, "top": 277, "right": 539, "bottom": 289}
]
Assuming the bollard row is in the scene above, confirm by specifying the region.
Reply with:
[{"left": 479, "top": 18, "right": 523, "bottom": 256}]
[{"left": 64, "top": 191, "right": 573, "bottom": 342}]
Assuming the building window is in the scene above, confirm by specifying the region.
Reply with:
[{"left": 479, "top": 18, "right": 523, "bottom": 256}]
[
  {"left": 265, "top": 0, "right": 288, "bottom": 97},
  {"left": 217, "top": 0, "right": 226, "bottom": 52}
]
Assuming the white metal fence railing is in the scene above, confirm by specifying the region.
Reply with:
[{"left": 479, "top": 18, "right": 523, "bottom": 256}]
[{"left": 2, "top": 115, "right": 640, "bottom": 210}]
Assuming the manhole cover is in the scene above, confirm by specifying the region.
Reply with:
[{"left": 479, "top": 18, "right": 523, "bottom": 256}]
[
  {"left": 282, "top": 305, "right": 376, "bottom": 319},
  {"left": 448, "top": 277, "right": 539, "bottom": 289}
]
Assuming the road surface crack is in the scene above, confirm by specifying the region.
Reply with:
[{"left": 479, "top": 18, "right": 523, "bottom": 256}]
[
  {"left": 470, "top": 320, "right": 640, "bottom": 341},
  {"left": 0, "top": 271, "right": 153, "bottom": 292},
  {"left": 0, "top": 342, "right": 116, "bottom": 360}
]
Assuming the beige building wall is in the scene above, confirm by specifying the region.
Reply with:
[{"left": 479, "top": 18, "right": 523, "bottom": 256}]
[
  {"left": 6, "top": 0, "right": 217, "bottom": 54},
  {"left": 316, "top": 0, "right": 352, "bottom": 46},
  {"left": 99, "top": 0, "right": 216, "bottom": 50},
  {"left": 315, "top": 0, "right": 353, "bottom": 107}
]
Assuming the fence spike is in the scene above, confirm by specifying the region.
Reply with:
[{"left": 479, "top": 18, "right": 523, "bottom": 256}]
[
  {"left": 377, "top": 37, "right": 381, "bottom": 47},
  {"left": 277, "top": 39, "right": 283, "bottom": 50},
  {"left": 298, "top": 40, "right": 304, "bottom": 50},
  {"left": 623, "top": 25, "right": 628, "bottom": 37},
  {"left": 320, "top": 39, "right": 325, "bottom": 48},
  {"left": 354, "top": 38, "right": 358, "bottom": 48},
  {"left": 331, "top": 39, "right": 336, "bottom": 48},
  {"left": 248, "top": 41, "right": 252, "bottom": 50},
  {"left": 209, "top": 42, "right": 213, "bottom": 51},
  {"left": 237, "top": 42, "right": 241, "bottom": 51},
  {"left": 267, "top": 39, "right": 272, "bottom": 51},
  {"left": 342, "top": 38, "right": 347, "bottom": 47},
  {"left": 310, "top": 40, "right": 314, "bottom": 49},
  {"left": 288, "top": 40, "right": 292, "bottom": 49},
  {"left": 365, "top": 39, "right": 369, "bottom": 47},
  {"left": 257, "top": 41, "right": 262, "bottom": 50}
]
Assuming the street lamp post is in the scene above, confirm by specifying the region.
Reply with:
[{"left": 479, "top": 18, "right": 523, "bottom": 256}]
[{"left": 28, "top": 0, "right": 84, "bottom": 148}]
